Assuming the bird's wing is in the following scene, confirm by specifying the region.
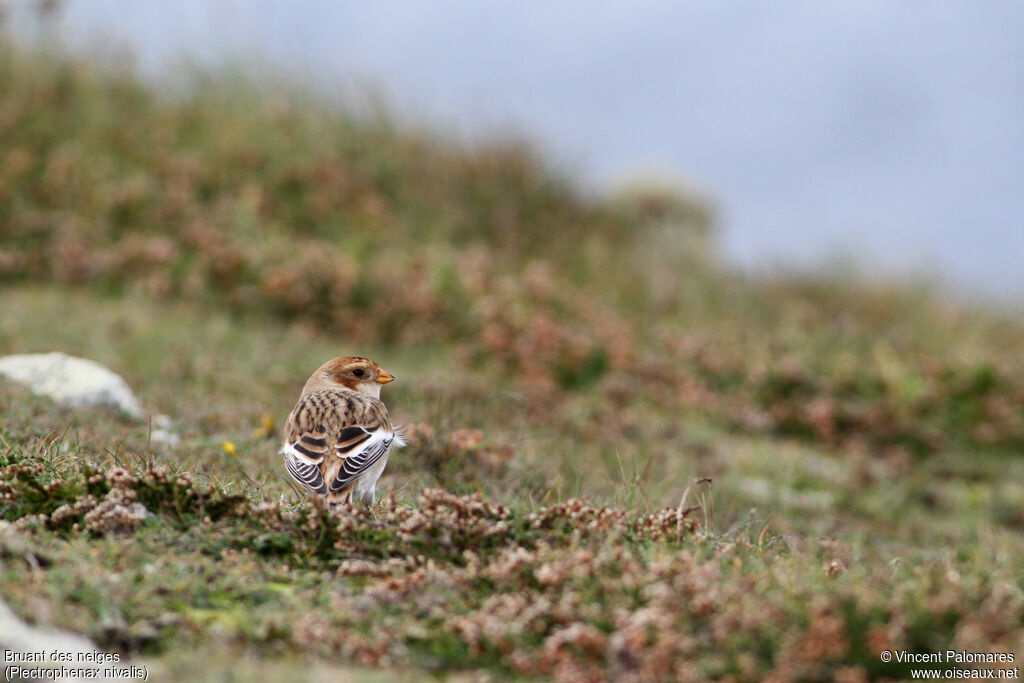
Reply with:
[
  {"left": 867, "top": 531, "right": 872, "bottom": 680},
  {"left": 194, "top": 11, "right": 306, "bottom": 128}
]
[
  {"left": 327, "top": 426, "right": 396, "bottom": 492},
  {"left": 282, "top": 423, "right": 329, "bottom": 496},
  {"left": 281, "top": 390, "right": 338, "bottom": 495},
  {"left": 283, "top": 448, "right": 327, "bottom": 495},
  {"left": 282, "top": 389, "right": 402, "bottom": 495}
]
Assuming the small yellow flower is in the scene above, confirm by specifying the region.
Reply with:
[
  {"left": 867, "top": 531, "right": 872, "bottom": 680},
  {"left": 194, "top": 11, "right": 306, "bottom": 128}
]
[
  {"left": 253, "top": 414, "right": 276, "bottom": 439},
  {"left": 221, "top": 441, "right": 237, "bottom": 456}
]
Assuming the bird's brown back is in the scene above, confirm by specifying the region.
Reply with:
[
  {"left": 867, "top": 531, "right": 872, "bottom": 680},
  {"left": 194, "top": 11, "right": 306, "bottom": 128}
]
[{"left": 286, "top": 389, "right": 391, "bottom": 446}]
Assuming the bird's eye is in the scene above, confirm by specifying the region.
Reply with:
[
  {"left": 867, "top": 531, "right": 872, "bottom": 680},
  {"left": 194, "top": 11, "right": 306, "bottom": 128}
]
[{"left": 352, "top": 369, "right": 365, "bottom": 378}]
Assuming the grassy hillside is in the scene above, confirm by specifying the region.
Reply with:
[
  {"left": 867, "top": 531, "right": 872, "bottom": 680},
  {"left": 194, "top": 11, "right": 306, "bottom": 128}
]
[{"left": 1, "top": 39, "right": 1023, "bottom": 681}]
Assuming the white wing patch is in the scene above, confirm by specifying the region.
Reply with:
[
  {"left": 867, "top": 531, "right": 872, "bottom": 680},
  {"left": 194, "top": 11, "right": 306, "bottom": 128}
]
[
  {"left": 281, "top": 443, "right": 327, "bottom": 495},
  {"left": 282, "top": 423, "right": 406, "bottom": 500},
  {"left": 329, "top": 429, "right": 397, "bottom": 492}
]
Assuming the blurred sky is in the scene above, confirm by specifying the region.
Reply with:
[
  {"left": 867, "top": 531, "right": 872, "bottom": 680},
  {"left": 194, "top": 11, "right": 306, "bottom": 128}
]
[{"left": 10, "top": 0, "right": 1024, "bottom": 302}]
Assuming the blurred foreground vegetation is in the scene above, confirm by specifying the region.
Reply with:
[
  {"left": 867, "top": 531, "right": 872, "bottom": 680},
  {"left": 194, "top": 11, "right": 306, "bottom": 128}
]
[{"left": 1, "top": 38, "right": 1023, "bottom": 681}]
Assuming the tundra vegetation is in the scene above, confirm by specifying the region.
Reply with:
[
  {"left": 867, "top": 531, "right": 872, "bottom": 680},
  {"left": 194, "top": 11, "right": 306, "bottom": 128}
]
[{"left": 1, "top": 39, "right": 1023, "bottom": 681}]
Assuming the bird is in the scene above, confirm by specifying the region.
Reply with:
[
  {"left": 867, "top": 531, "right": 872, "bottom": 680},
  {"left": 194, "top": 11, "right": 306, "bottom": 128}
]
[{"left": 281, "top": 356, "right": 405, "bottom": 507}]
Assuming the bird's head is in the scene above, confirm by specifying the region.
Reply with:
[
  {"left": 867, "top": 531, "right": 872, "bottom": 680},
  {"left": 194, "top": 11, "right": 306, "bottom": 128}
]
[{"left": 303, "top": 356, "right": 395, "bottom": 398}]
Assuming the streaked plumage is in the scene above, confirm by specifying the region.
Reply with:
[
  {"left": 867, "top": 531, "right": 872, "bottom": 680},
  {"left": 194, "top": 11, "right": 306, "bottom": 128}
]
[{"left": 281, "top": 356, "right": 404, "bottom": 506}]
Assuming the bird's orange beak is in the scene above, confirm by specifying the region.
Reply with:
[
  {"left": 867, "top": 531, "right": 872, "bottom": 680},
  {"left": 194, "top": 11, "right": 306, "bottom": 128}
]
[{"left": 376, "top": 369, "right": 395, "bottom": 384}]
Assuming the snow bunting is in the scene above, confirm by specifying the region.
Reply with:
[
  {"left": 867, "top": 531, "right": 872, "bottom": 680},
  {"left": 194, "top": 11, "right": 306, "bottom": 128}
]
[{"left": 282, "top": 356, "right": 405, "bottom": 507}]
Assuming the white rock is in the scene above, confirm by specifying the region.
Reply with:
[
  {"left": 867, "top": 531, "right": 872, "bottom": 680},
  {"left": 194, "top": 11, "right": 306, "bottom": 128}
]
[
  {"left": 149, "top": 413, "right": 182, "bottom": 449},
  {"left": 0, "top": 596, "right": 109, "bottom": 665},
  {"left": 0, "top": 526, "right": 110, "bottom": 671},
  {"left": 0, "top": 352, "right": 144, "bottom": 418}
]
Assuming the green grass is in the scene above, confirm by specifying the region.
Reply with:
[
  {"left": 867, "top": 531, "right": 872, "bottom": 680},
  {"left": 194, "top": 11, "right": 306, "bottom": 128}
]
[{"left": 1, "top": 37, "right": 1024, "bottom": 681}]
